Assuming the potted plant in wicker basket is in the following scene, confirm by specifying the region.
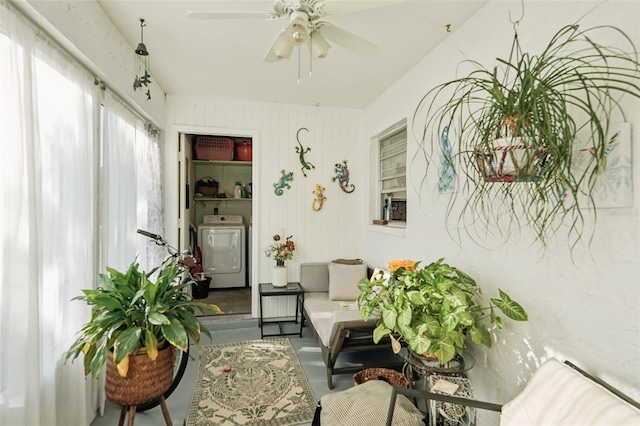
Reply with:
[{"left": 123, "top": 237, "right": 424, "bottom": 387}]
[
  {"left": 357, "top": 259, "right": 528, "bottom": 365},
  {"left": 66, "top": 258, "right": 220, "bottom": 412}
]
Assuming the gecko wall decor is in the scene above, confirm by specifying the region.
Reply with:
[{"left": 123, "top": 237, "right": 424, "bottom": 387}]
[
  {"left": 296, "top": 127, "right": 315, "bottom": 177},
  {"left": 273, "top": 170, "right": 294, "bottom": 196},
  {"left": 312, "top": 184, "right": 326, "bottom": 211},
  {"left": 332, "top": 160, "right": 355, "bottom": 193}
]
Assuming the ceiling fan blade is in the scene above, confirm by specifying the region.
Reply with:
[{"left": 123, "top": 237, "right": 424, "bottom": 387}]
[
  {"left": 321, "top": 0, "right": 404, "bottom": 16},
  {"left": 318, "top": 24, "right": 377, "bottom": 57},
  {"left": 186, "top": 10, "right": 276, "bottom": 20}
]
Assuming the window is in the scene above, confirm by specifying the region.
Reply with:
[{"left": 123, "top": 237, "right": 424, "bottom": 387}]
[{"left": 376, "top": 123, "right": 407, "bottom": 225}]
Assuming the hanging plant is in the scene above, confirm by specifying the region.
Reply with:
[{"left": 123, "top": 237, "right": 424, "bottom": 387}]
[{"left": 413, "top": 24, "right": 640, "bottom": 251}]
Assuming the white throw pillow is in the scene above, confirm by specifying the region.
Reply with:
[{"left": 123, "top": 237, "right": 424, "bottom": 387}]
[{"left": 328, "top": 262, "right": 367, "bottom": 301}]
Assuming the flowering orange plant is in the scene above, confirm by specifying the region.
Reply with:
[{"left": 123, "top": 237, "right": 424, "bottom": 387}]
[
  {"left": 357, "top": 258, "right": 528, "bottom": 364},
  {"left": 388, "top": 259, "right": 415, "bottom": 272}
]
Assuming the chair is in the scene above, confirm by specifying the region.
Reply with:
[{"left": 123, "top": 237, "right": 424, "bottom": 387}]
[{"left": 386, "top": 358, "right": 640, "bottom": 426}]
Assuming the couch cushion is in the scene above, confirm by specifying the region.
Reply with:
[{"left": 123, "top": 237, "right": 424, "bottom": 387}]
[
  {"left": 501, "top": 358, "right": 640, "bottom": 425},
  {"left": 300, "top": 262, "right": 329, "bottom": 293},
  {"left": 304, "top": 295, "right": 377, "bottom": 347},
  {"left": 328, "top": 262, "right": 367, "bottom": 301},
  {"left": 320, "top": 380, "right": 423, "bottom": 426}
]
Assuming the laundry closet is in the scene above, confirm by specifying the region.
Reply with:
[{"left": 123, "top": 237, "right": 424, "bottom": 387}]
[{"left": 183, "top": 133, "right": 253, "bottom": 289}]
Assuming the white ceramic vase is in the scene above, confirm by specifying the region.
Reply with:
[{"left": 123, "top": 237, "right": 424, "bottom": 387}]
[{"left": 272, "top": 263, "right": 288, "bottom": 287}]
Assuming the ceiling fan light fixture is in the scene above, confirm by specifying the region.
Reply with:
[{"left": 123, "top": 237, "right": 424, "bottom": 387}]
[
  {"left": 288, "top": 12, "right": 309, "bottom": 46},
  {"left": 273, "top": 32, "right": 294, "bottom": 59},
  {"left": 310, "top": 31, "right": 330, "bottom": 58}
]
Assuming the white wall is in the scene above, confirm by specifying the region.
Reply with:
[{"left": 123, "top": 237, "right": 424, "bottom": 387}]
[
  {"left": 363, "top": 0, "right": 640, "bottom": 416},
  {"left": 164, "top": 96, "right": 366, "bottom": 317}
]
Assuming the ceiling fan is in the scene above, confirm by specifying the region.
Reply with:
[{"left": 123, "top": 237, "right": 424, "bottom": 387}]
[{"left": 187, "top": 0, "right": 398, "bottom": 62}]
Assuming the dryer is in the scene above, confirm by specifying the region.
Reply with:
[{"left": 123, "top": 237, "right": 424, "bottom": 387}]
[{"left": 198, "top": 215, "right": 246, "bottom": 288}]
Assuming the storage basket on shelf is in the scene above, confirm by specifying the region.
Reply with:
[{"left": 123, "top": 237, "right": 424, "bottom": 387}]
[
  {"left": 195, "top": 177, "right": 219, "bottom": 196},
  {"left": 194, "top": 136, "right": 234, "bottom": 161},
  {"left": 353, "top": 367, "right": 409, "bottom": 388}
]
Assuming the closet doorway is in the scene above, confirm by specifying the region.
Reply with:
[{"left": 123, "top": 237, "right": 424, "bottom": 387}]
[{"left": 176, "top": 126, "right": 259, "bottom": 318}]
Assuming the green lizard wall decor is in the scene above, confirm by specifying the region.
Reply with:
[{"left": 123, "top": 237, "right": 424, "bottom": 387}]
[
  {"left": 296, "top": 127, "right": 315, "bottom": 177},
  {"left": 273, "top": 170, "right": 294, "bottom": 196}
]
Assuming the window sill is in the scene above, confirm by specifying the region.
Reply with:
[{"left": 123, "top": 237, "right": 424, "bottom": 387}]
[{"left": 367, "top": 223, "right": 406, "bottom": 237}]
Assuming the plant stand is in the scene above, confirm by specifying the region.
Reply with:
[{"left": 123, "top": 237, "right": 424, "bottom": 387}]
[
  {"left": 117, "top": 397, "right": 172, "bottom": 426},
  {"left": 106, "top": 345, "right": 175, "bottom": 426}
]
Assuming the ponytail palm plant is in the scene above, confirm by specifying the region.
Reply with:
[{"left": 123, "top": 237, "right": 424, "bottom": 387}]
[{"left": 413, "top": 24, "right": 640, "bottom": 250}]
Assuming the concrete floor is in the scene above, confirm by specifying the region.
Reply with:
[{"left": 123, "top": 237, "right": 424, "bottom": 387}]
[{"left": 90, "top": 315, "right": 381, "bottom": 426}]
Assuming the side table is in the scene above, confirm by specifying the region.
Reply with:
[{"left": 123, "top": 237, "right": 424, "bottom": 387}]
[
  {"left": 258, "top": 282, "right": 304, "bottom": 338},
  {"left": 427, "top": 374, "right": 477, "bottom": 426}
]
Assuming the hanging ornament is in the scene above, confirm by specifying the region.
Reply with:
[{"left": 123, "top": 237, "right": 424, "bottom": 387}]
[
  {"left": 273, "top": 170, "right": 294, "bottom": 196},
  {"left": 133, "top": 18, "right": 152, "bottom": 100}
]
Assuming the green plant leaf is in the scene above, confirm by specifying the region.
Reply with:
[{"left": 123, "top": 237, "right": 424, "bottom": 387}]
[
  {"left": 148, "top": 311, "right": 170, "bottom": 325},
  {"left": 431, "top": 340, "right": 456, "bottom": 364},
  {"left": 381, "top": 306, "right": 398, "bottom": 329},
  {"left": 492, "top": 289, "right": 528, "bottom": 321},
  {"left": 113, "top": 327, "right": 142, "bottom": 364},
  {"left": 161, "top": 318, "right": 188, "bottom": 351},
  {"left": 469, "top": 325, "right": 492, "bottom": 348},
  {"left": 410, "top": 333, "right": 432, "bottom": 355},
  {"left": 373, "top": 323, "right": 390, "bottom": 343}
]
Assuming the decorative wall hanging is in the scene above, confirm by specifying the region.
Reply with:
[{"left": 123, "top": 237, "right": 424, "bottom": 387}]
[
  {"left": 295, "top": 127, "right": 315, "bottom": 177},
  {"left": 437, "top": 126, "right": 455, "bottom": 193},
  {"left": 273, "top": 170, "right": 294, "bottom": 196},
  {"left": 311, "top": 184, "right": 326, "bottom": 211},
  {"left": 133, "top": 18, "right": 152, "bottom": 100},
  {"left": 413, "top": 16, "right": 640, "bottom": 252},
  {"left": 331, "top": 160, "right": 355, "bottom": 193}
]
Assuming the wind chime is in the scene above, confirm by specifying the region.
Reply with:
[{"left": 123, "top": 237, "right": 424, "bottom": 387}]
[{"left": 133, "top": 18, "right": 152, "bottom": 100}]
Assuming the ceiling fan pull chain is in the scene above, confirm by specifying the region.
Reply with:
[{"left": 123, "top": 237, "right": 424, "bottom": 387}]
[
  {"left": 297, "top": 46, "right": 301, "bottom": 84},
  {"left": 309, "top": 41, "right": 313, "bottom": 77}
]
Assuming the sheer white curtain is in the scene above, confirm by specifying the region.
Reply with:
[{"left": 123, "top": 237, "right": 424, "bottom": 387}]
[
  {"left": 0, "top": 1, "right": 96, "bottom": 425},
  {"left": 1, "top": 1, "right": 165, "bottom": 424},
  {"left": 100, "top": 92, "right": 165, "bottom": 274}
]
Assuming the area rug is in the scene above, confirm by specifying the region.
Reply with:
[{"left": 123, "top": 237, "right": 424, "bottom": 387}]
[{"left": 187, "top": 339, "right": 317, "bottom": 425}]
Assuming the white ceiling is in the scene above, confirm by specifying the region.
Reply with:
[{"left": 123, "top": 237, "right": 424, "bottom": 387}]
[{"left": 98, "top": 0, "right": 487, "bottom": 109}]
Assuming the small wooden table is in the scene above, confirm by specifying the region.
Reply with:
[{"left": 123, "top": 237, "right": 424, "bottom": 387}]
[{"left": 258, "top": 282, "right": 304, "bottom": 338}]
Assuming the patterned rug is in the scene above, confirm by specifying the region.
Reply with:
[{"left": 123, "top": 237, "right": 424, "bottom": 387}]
[{"left": 187, "top": 339, "right": 317, "bottom": 425}]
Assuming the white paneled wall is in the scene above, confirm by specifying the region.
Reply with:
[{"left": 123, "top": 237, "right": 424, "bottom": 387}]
[{"left": 165, "top": 96, "right": 365, "bottom": 318}]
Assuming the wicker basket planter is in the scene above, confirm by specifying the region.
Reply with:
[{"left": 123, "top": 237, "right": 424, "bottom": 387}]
[
  {"left": 353, "top": 367, "right": 409, "bottom": 388},
  {"left": 106, "top": 344, "right": 176, "bottom": 407}
]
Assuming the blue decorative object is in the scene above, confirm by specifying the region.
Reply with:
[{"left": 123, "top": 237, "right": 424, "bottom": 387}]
[
  {"left": 273, "top": 170, "right": 294, "bottom": 196},
  {"left": 438, "top": 125, "right": 455, "bottom": 193}
]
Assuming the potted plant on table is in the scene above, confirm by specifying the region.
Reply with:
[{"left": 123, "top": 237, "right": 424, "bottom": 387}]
[
  {"left": 414, "top": 24, "right": 640, "bottom": 250},
  {"left": 65, "top": 257, "right": 220, "bottom": 410},
  {"left": 357, "top": 259, "right": 528, "bottom": 365}
]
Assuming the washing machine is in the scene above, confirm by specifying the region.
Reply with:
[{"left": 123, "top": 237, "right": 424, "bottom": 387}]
[{"left": 198, "top": 215, "right": 246, "bottom": 288}]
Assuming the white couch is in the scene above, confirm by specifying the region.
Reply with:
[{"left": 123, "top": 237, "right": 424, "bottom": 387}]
[{"left": 300, "top": 262, "right": 402, "bottom": 389}]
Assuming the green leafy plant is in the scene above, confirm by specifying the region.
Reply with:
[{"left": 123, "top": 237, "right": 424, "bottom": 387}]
[
  {"left": 357, "top": 259, "right": 528, "bottom": 364},
  {"left": 413, "top": 24, "right": 640, "bottom": 250},
  {"left": 66, "top": 259, "right": 220, "bottom": 377}
]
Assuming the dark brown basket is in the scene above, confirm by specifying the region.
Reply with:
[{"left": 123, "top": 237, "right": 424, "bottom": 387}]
[
  {"left": 353, "top": 368, "right": 409, "bottom": 388},
  {"left": 105, "top": 344, "right": 175, "bottom": 406}
]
